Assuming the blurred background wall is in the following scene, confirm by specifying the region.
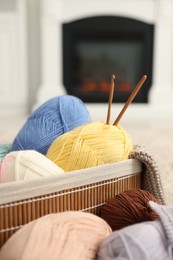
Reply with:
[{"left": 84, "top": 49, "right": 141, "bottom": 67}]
[
  {"left": 0, "top": 0, "right": 40, "bottom": 116},
  {"left": 0, "top": 0, "right": 173, "bottom": 123}
]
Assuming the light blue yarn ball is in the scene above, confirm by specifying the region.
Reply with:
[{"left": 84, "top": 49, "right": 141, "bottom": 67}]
[
  {"left": 0, "top": 144, "right": 12, "bottom": 161},
  {"left": 12, "top": 95, "right": 91, "bottom": 154}
]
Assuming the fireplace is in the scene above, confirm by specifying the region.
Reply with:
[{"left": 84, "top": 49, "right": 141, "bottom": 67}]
[
  {"left": 35, "top": 0, "right": 173, "bottom": 121},
  {"left": 63, "top": 16, "right": 154, "bottom": 103}
]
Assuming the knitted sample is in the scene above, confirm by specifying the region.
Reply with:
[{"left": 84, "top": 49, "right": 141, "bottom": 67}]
[{"left": 129, "top": 145, "right": 166, "bottom": 205}]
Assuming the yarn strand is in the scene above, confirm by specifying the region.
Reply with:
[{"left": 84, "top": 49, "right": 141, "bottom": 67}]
[{"left": 113, "top": 75, "right": 147, "bottom": 125}]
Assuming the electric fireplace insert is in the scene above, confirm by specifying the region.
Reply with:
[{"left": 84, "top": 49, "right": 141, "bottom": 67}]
[{"left": 63, "top": 16, "right": 154, "bottom": 103}]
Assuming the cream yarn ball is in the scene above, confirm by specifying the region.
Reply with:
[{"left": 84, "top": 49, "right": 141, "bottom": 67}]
[
  {"left": 46, "top": 121, "right": 133, "bottom": 172},
  {"left": 0, "top": 150, "right": 64, "bottom": 183}
]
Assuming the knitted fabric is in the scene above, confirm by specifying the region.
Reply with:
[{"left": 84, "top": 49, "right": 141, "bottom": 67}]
[{"left": 129, "top": 145, "right": 166, "bottom": 205}]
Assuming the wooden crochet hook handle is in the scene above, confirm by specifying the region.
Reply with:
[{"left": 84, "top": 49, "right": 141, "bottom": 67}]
[
  {"left": 113, "top": 75, "right": 147, "bottom": 126},
  {"left": 106, "top": 75, "right": 115, "bottom": 124}
]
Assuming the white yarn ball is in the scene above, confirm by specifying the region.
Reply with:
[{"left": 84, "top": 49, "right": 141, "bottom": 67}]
[{"left": 0, "top": 150, "right": 64, "bottom": 183}]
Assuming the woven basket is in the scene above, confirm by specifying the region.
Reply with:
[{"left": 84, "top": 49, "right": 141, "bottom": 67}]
[{"left": 0, "top": 158, "right": 142, "bottom": 248}]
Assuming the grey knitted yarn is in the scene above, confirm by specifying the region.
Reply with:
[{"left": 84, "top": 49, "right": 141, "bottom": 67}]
[{"left": 97, "top": 201, "right": 173, "bottom": 260}]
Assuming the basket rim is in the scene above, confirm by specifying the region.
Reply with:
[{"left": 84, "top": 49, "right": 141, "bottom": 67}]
[{"left": 0, "top": 159, "right": 142, "bottom": 205}]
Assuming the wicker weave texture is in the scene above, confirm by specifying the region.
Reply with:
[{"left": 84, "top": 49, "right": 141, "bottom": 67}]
[{"left": 0, "top": 173, "right": 141, "bottom": 248}]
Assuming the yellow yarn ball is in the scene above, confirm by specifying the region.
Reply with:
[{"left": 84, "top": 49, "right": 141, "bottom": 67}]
[{"left": 46, "top": 121, "right": 133, "bottom": 172}]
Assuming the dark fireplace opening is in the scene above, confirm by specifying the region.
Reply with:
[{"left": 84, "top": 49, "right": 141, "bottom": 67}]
[{"left": 62, "top": 16, "right": 154, "bottom": 103}]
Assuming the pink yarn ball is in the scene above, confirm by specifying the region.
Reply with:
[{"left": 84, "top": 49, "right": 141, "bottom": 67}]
[{"left": 0, "top": 211, "right": 112, "bottom": 260}]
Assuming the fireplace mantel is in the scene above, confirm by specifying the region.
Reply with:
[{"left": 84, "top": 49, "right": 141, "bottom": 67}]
[{"left": 35, "top": 0, "right": 173, "bottom": 121}]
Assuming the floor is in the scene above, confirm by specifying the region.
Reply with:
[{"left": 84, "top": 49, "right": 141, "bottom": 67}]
[
  {"left": 0, "top": 116, "right": 173, "bottom": 206},
  {"left": 126, "top": 120, "right": 173, "bottom": 206}
]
